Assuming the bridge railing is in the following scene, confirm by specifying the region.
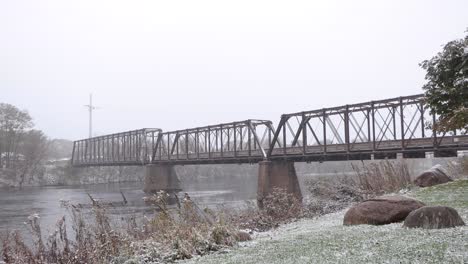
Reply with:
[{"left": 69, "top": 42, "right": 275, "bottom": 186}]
[
  {"left": 151, "top": 120, "right": 275, "bottom": 164},
  {"left": 267, "top": 94, "right": 467, "bottom": 160},
  {"left": 71, "top": 128, "right": 162, "bottom": 166}
]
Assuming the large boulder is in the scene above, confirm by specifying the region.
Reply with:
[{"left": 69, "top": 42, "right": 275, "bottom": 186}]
[
  {"left": 404, "top": 206, "right": 465, "bottom": 229},
  {"left": 343, "top": 196, "right": 425, "bottom": 225},
  {"left": 414, "top": 165, "right": 452, "bottom": 187}
]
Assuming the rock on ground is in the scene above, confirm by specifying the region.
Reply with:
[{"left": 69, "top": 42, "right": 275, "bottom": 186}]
[
  {"left": 414, "top": 165, "right": 452, "bottom": 187},
  {"left": 343, "top": 196, "right": 425, "bottom": 226},
  {"left": 404, "top": 206, "right": 465, "bottom": 229},
  {"left": 236, "top": 231, "right": 252, "bottom": 242}
]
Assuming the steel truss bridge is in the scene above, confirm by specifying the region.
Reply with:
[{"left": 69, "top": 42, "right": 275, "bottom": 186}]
[{"left": 71, "top": 94, "right": 468, "bottom": 167}]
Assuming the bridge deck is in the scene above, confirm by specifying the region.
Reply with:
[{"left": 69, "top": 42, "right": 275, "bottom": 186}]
[{"left": 72, "top": 136, "right": 468, "bottom": 166}]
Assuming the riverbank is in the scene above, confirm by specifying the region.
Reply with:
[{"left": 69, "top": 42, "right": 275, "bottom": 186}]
[
  {"left": 182, "top": 180, "right": 468, "bottom": 264},
  {"left": 2, "top": 156, "right": 465, "bottom": 190},
  {"left": 2, "top": 159, "right": 467, "bottom": 263},
  {"left": 0, "top": 161, "right": 144, "bottom": 188}
]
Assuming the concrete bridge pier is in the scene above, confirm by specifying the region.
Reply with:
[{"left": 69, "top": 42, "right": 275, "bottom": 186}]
[
  {"left": 143, "top": 164, "right": 181, "bottom": 193},
  {"left": 257, "top": 160, "right": 302, "bottom": 208}
]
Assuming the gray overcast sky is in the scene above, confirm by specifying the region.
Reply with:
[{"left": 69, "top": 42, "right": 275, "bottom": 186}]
[{"left": 1, "top": 0, "right": 467, "bottom": 140}]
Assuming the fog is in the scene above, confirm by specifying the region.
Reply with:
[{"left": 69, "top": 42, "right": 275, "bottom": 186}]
[{"left": 1, "top": 0, "right": 467, "bottom": 140}]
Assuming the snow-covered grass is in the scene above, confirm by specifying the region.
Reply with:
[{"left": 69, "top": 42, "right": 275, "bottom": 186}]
[
  {"left": 412, "top": 179, "right": 468, "bottom": 220},
  {"left": 182, "top": 180, "right": 468, "bottom": 264}
]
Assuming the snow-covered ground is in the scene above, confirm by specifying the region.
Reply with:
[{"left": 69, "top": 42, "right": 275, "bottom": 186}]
[{"left": 182, "top": 180, "right": 468, "bottom": 264}]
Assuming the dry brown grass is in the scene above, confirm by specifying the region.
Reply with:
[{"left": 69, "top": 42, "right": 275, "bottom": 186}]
[
  {"left": 351, "top": 160, "right": 412, "bottom": 195},
  {"left": 461, "top": 157, "right": 468, "bottom": 176},
  {"left": 233, "top": 188, "right": 302, "bottom": 232},
  {"left": 1, "top": 189, "right": 302, "bottom": 263},
  {"left": 2, "top": 201, "right": 131, "bottom": 264},
  {"left": 446, "top": 157, "right": 468, "bottom": 179},
  {"left": 304, "top": 160, "right": 413, "bottom": 217}
]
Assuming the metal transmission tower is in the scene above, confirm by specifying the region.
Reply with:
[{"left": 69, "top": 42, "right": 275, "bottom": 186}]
[{"left": 84, "top": 94, "right": 99, "bottom": 138}]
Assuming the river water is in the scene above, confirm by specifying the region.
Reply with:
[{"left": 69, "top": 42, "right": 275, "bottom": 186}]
[{"left": 0, "top": 179, "right": 257, "bottom": 240}]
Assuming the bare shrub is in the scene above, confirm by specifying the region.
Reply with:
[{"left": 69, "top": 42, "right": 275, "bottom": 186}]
[
  {"left": 235, "top": 188, "right": 302, "bottom": 232},
  {"left": 462, "top": 157, "right": 468, "bottom": 175},
  {"left": 2, "top": 199, "right": 133, "bottom": 264},
  {"left": 304, "top": 175, "right": 365, "bottom": 217},
  {"left": 303, "top": 160, "right": 412, "bottom": 217},
  {"left": 262, "top": 187, "right": 302, "bottom": 222},
  {"left": 351, "top": 160, "right": 412, "bottom": 195},
  {"left": 2, "top": 232, "right": 35, "bottom": 264},
  {"left": 122, "top": 191, "right": 241, "bottom": 262},
  {"left": 446, "top": 157, "right": 468, "bottom": 179}
]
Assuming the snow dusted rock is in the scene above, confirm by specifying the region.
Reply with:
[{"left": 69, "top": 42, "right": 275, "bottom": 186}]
[
  {"left": 343, "top": 196, "right": 425, "bottom": 226},
  {"left": 414, "top": 165, "right": 452, "bottom": 187},
  {"left": 404, "top": 206, "right": 465, "bottom": 229},
  {"left": 235, "top": 231, "right": 252, "bottom": 242}
]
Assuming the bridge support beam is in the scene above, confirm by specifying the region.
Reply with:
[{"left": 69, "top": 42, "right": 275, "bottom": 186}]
[
  {"left": 143, "top": 164, "right": 181, "bottom": 193},
  {"left": 257, "top": 160, "right": 302, "bottom": 207}
]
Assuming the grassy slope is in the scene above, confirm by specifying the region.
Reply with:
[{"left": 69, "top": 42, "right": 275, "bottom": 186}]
[{"left": 182, "top": 180, "right": 468, "bottom": 264}]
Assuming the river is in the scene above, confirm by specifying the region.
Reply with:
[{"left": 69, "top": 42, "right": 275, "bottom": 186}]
[{"left": 0, "top": 178, "right": 257, "bottom": 240}]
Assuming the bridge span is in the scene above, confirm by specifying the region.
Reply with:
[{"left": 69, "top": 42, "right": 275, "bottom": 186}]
[{"left": 71, "top": 94, "right": 468, "bottom": 203}]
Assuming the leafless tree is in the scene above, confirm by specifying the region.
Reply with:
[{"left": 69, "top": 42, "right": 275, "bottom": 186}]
[
  {"left": 17, "top": 130, "right": 49, "bottom": 187},
  {"left": 0, "top": 103, "right": 33, "bottom": 168}
]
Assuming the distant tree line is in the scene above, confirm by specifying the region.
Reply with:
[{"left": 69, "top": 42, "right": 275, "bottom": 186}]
[{"left": 0, "top": 103, "right": 72, "bottom": 187}]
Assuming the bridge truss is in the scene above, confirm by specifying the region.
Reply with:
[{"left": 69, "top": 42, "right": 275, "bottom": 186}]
[
  {"left": 72, "top": 128, "right": 161, "bottom": 166},
  {"left": 151, "top": 120, "right": 274, "bottom": 164},
  {"left": 71, "top": 94, "right": 468, "bottom": 167},
  {"left": 72, "top": 120, "right": 275, "bottom": 166},
  {"left": 268, "top": 94, "right": 467, "bottom": 161}
]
